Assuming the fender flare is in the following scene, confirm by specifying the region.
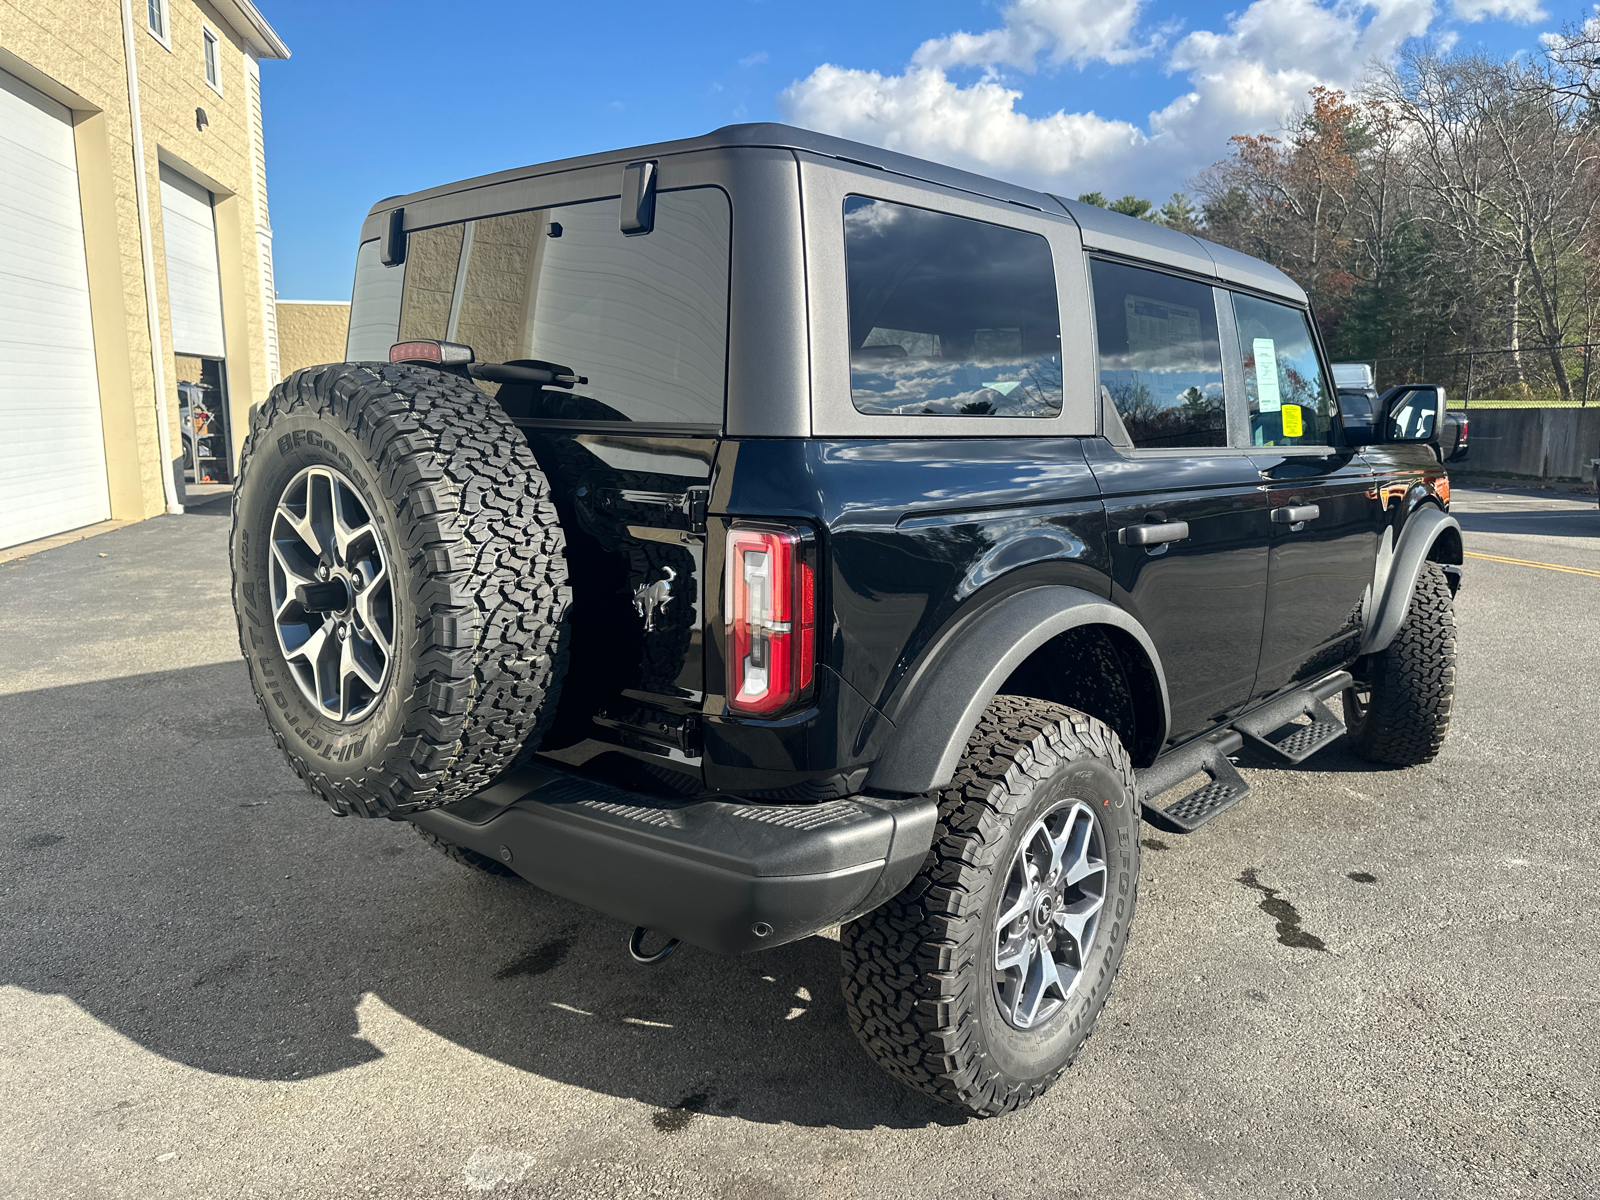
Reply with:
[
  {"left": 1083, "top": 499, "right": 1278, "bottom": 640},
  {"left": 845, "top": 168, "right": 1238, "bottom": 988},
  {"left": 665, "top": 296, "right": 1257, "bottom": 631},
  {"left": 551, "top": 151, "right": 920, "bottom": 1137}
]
[
  {"left": 1360, "top": 505, "right": 1462, "bottom": 657},
  {"left": 865, "top": 585, "right": 1171, "bottom": 795}
]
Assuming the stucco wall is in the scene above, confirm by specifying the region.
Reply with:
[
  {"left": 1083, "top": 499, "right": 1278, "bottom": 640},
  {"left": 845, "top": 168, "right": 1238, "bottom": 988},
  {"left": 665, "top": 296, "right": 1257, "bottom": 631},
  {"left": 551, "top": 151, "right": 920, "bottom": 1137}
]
[
  {"left": 276, "top": 301, "right": 351, "bottom": 379},
  {"left": 0, "top": 0, "right": 281, "bottom": 520}
]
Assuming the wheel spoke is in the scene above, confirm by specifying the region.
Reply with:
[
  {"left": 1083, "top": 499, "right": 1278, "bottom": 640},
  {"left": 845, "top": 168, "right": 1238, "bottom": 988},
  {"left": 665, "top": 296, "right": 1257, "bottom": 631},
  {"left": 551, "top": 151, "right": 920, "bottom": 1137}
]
[
  {"left": 995, "top": 930, "right": 1030, "bottom": 973},
  {"left": 270, "top": 540, "right": 318, "bottom": 616},
  {"left": 1052, "top": 894, "right": 1105, "bottom": 954},
  {"left": 1017, "top": 938, "right": 1064, "bottom": 1027},
  {"left": 291, "top": 622, "right": 335, "bottom": 712},
  {"left": 306, "top": 469, "right": 336, "bottom": 560},
  {"left": 330, "top": 477, "right": 377, "bottom": 565},
  {"left": 1061, "top": 816, "right": 1104, "bottom": 887},
  {"left": 996, "top": 870, "right": 1035, "bottom": 930},
  {"left": 1000, "top": 935, "right": 1035, "bottom": 1024},
  {"left": 342, "top": 633, "right": 385, "bottom": 692},
  {"left": 355, "top": 584, "right": 392, "bottom": 654}
]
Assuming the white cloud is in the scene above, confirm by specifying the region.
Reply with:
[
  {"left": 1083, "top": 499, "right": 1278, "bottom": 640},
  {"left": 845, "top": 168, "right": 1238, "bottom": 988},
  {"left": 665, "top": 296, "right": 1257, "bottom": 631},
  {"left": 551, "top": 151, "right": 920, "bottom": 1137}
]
[
  {"left": 1541, "top": 5, "right": 1599, "bottom": 48},
  {"left": 1152, "top": 0, "right": 1436, "bottom": 160},
  {"left": 911, "top": 0, "right": 1156, "bottom": 70},
  {"left": 739, "top": 51, "right": 770, "bottom": 68},
  {"left": 782, "top": 65, "right": 1145, "bottom": 181},
  {"left": 1453, "top": 0, "right": 1545, "bottom": 21},
  {"left": 781, "top": 0, "right": 1438, "bottom": 199}
]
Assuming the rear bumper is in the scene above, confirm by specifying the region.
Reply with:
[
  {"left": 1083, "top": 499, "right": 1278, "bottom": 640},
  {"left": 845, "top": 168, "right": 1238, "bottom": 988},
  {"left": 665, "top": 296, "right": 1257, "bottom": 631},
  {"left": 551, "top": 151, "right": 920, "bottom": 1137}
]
[{"left": 409, "top": 765, "right": 937, "bottom": 955}]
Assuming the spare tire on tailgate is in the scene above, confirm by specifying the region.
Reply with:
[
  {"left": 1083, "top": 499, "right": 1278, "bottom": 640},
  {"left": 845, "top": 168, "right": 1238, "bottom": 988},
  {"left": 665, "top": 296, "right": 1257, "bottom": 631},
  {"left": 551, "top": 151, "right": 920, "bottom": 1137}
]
[{"left": 230, "top": 362, "right": 570, "bottom": 817}]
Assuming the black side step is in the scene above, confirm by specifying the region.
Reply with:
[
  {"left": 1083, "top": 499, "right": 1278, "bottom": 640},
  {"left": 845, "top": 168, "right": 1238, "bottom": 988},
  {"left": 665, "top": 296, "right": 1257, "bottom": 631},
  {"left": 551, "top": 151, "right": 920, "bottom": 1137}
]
[
  {"left": 1234, "top": 671, "right": 1352, "bottom": 765},
  {"left": 1137, "top": 730, "right": 1252, "bottom": 834}
]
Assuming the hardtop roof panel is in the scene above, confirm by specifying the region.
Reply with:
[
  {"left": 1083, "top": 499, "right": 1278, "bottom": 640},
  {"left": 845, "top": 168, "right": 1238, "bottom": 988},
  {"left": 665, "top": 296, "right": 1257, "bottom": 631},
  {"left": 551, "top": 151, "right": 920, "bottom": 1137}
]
[
  {"left": 363, "top": 122, "right": 1307, "bottom": 306},
  {"left": 364, "top": 123, "right": 1062, "bottom": 218}
]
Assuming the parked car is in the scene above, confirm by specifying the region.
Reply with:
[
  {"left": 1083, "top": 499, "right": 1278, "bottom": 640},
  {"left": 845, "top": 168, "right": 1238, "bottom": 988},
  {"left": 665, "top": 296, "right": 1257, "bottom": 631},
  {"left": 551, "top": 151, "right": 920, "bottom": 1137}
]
[
  {"left": 230, "top": 125, "right": 1462, "bottom": 1117},
  {"left": 1333, "top": 362, "right": 1467, "bottom": 462}
]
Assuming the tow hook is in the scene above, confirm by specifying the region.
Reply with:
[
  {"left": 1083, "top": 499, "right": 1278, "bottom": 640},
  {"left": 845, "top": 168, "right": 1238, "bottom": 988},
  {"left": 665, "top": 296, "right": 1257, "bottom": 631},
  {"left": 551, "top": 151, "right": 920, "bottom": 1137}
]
[{"left": 628, "top": 926, "right": 680, "bottom": 965}]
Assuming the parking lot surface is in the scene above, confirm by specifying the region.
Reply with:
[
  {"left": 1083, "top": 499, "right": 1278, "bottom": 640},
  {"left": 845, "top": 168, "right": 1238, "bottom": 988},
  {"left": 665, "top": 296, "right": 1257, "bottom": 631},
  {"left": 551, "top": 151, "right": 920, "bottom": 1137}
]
[{"left": 2, "top": 485, "right": 1596, "bottom": 1199}]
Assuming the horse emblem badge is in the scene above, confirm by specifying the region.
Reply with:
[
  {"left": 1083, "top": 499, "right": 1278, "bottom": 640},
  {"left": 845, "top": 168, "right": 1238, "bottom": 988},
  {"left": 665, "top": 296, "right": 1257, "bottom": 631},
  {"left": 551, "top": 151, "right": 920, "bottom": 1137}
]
[{"left": 632, "top": 567, "right": 676, "bottom": 632}]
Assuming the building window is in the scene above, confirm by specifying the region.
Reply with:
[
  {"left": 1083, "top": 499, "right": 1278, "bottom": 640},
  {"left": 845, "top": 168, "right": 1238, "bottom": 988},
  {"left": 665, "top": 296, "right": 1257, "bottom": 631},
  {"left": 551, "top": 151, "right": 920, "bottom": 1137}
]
[
  {"left": 203, "top": 26, "right": 222, "bottom": 92},
  {"left": 147, "top": 0, "right": 169, "bottom": 46}
]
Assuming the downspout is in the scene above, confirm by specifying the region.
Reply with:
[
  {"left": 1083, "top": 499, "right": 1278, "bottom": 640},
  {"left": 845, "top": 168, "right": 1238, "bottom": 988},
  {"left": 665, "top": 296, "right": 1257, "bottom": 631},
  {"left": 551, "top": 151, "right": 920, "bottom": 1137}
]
[{"left": 120, "top": 0, "right": 183, "bottom": 514}]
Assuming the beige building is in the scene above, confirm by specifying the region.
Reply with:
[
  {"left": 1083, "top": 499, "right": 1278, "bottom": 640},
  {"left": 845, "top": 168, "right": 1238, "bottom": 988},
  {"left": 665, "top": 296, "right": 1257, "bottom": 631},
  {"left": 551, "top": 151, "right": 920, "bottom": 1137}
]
[
  {"left": 0, "top": 0, "right": 288, "bottom": 548},
  {"left": 276, "top": 298, "right": 349, "bottom": 378}
]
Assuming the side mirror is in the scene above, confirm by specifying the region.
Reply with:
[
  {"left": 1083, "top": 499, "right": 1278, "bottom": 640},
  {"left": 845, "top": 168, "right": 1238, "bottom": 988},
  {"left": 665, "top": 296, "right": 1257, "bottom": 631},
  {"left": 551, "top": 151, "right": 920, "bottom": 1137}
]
[
  {"left": 1335, "top": 389, "right": 1379, "bottom": 447},
  {"left": 1379, "top": 384, "right": 1445, "bottom": 444}
]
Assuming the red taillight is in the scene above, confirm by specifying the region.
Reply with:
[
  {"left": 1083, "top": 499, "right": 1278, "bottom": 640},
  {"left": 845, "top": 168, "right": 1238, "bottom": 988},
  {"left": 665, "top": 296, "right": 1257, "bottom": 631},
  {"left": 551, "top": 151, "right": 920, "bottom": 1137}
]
[
  {"left": 726, "top": 524, "right": 817, "bottom": 716},
  {"left": 389, "top": 340, "right": 473, "bottom": 366},
  {"left": 390, "top": 341, "right": 442, "bottom": 363}
]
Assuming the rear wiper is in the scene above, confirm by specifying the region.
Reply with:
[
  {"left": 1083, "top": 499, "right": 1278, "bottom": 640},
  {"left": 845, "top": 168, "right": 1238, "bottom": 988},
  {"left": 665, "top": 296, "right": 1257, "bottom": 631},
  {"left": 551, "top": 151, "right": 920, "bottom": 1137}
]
[
  {"left": 388, "top": 341, "right": 587, "bottom": 388},
  {"left": 470, "top": 359, "right": 588, "bottom": 389}
]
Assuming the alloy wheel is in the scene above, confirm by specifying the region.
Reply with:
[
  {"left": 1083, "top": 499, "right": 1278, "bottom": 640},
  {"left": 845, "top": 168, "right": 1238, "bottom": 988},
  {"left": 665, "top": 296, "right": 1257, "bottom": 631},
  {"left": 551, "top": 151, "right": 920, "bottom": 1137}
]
[
  {"left": 268, "top": 465, "right": 395, "bottom": 722},
  {"left": 992, "top": 799, "right": 1108, "bottom": 1030}
]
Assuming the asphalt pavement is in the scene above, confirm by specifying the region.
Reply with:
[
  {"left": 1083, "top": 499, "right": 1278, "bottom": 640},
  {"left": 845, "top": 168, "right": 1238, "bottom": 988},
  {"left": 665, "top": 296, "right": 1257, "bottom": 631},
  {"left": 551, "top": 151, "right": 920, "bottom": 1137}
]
[{"left": 1, "top": 485, "right": 1596, "bottom": 1199}]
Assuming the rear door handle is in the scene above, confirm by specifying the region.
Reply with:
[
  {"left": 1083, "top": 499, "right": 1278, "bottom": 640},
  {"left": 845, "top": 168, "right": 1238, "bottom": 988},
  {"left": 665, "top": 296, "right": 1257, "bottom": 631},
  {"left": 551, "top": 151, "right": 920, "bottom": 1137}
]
[
  {"left": 1271, "top": 504, "right": 1321, "bottom": 525},
  {"left": 1119, "top": 521, "right": 1190, "bottom": 547}
]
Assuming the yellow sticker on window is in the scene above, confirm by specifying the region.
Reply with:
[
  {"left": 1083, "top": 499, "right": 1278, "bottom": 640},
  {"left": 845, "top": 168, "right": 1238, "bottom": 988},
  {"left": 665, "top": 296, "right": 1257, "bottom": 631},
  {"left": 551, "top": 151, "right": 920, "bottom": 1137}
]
[{"left": 1281, "top": 404, "right": 1303, "bottom": 437}]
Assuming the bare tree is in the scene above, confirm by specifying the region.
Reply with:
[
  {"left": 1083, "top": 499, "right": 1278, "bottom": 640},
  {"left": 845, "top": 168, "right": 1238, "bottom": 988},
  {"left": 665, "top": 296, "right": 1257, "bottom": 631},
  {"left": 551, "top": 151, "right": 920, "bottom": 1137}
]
[{"left": 1387, "top": 51, "right": 1598, "bottom": 399}]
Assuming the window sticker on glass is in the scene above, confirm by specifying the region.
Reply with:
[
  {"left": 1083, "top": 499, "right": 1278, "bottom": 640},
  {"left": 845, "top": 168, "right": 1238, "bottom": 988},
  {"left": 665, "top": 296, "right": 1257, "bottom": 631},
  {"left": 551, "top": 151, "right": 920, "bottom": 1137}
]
[
  {"left": 1281, "top": 404, "right": 1303, "bottom": 437},
  {"left": 1253, "top": 338, "right": 1281, "bottom": 412}
]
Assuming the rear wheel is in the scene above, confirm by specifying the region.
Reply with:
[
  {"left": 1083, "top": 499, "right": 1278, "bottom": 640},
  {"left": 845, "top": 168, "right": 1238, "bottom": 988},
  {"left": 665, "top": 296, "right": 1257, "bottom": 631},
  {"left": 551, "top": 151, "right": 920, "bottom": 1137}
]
[
  {"left": 1345, "top": 561, "right": 1456, "bottom": 766},
  {"left": 840, "top": 697, "right": 1140, "bottom": 1117},
  {"left": 230, "top": 362, "right": 571, "bottom": 817}
]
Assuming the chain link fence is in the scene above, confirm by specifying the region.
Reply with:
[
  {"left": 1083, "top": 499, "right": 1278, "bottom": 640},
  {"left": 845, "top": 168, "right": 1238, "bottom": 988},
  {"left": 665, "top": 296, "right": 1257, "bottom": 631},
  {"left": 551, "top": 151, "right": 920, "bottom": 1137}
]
[{"left": 1367, "top": 343, "right": 1597, "bottom": 408}]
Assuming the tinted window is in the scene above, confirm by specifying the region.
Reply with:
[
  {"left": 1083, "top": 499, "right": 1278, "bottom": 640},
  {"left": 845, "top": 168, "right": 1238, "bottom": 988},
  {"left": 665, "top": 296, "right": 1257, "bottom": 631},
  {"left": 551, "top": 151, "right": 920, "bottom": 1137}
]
[
  {"left": 843, "top": 197, "right": 1061, "bottom": 417},
  {"left": 345, "top": 239, "right": 404, "bottom": 361},
  {"left": 1230, "top": 294, "right": 1333, "bottom": 447},
  {"left": 384, "top": 188, "right": 731, "bottom": 426},
  {"left": 1090, "top": 260, "right": 1225, "bottom": 449}
]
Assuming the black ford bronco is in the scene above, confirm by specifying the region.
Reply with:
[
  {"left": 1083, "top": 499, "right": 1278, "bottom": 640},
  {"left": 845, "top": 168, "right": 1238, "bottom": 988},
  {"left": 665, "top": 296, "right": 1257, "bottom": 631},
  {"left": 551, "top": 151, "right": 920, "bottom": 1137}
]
[{"left": 230, "top": 124, "right": 1461, "bottom": 1117}]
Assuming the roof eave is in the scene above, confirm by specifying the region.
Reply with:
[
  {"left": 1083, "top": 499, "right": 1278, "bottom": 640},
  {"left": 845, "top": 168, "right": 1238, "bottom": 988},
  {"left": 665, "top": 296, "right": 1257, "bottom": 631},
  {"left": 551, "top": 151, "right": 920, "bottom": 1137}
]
[{"left": 216, "top": 0, "right": 290, "bottom": 59}]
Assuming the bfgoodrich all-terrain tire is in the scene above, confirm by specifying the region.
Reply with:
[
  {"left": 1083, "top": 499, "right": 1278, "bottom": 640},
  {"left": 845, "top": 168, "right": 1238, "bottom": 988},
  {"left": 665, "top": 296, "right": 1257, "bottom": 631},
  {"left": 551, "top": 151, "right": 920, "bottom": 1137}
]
[
  {"left": 230, "top": 362, "right": 570, "bottom": 818},
  {"left": 841, "top": 697, "right": 1140, "bottom": 1117},
  {"left": 1345, "top": 561, "right": 1456, "bottom": 766}
]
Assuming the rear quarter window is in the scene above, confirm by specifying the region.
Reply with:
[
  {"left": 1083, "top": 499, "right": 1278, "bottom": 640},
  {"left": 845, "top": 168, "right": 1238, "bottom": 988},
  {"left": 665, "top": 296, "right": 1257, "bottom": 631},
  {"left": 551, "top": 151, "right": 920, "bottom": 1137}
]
[{"left": 843, "top": 196, "right": 1062, "bottom": 417}]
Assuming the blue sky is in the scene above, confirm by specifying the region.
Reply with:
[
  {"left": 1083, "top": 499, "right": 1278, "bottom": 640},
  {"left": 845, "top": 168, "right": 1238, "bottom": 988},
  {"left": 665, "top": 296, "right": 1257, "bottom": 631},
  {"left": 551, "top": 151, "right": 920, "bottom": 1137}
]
[{"left": 260, "top": 0, "right": 1574, "bottom": 300}]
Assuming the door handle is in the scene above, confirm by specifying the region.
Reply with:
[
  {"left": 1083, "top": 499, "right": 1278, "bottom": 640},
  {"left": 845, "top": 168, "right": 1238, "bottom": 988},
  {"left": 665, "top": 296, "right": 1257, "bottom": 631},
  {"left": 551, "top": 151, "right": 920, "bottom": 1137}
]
[
  {"left": 1271, "top": 504, "right": 1321, "bottom": 525},
  {"left": 1119, "top": 521, "right": 1190, "bottom": 547}
]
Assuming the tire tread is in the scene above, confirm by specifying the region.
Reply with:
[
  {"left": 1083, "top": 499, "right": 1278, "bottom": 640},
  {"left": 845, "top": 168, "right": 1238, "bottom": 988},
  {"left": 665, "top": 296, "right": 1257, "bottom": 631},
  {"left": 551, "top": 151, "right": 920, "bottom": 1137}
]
[
  {"left": 230, "top": 362, "right": 571, "bottom": 818},
  {"left": 840, "top": 696, "right": 1138, "bottom": 1117}
]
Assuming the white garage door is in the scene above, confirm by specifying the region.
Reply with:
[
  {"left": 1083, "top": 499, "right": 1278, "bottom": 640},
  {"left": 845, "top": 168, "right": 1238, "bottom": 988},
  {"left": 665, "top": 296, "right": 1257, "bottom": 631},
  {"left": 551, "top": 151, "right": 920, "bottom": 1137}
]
[
  {"left": 0, "top": 70, "right": 111, "bottom": 550},
  {"left": 159, "top": 165, "right": 225, "bottom": 358}
]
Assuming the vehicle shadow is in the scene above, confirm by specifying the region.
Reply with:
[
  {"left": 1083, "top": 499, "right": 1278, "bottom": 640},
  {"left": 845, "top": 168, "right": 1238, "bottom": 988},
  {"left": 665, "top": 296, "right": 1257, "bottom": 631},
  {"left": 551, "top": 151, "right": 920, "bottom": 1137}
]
[
  {"left": 1232, "top": 737, "right": 1408, "bottom": 775},
  {"left": 0, "top": 662, "right": 960, "bottom": 1130},
  {"left": 178, "top": 490, "right": 234, "bottom": 517},
  {"left": 1453, "top": 508, "right": 1599, "bottom": 539}
]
